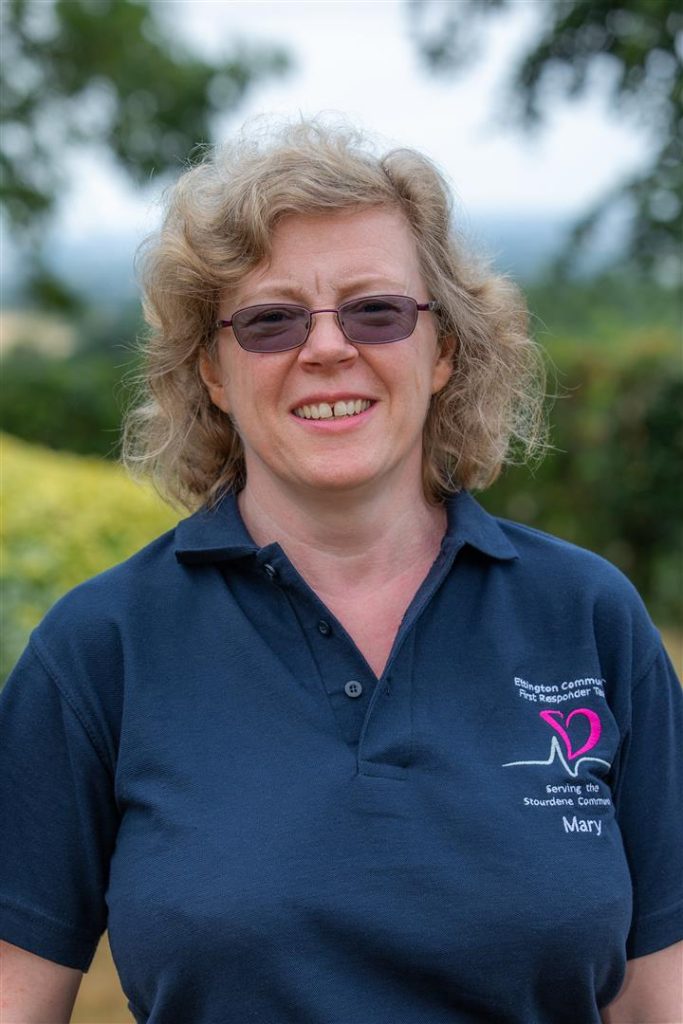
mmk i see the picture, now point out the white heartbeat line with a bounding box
[502,736,612,779]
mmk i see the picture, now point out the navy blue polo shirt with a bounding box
[1,490,682,1024]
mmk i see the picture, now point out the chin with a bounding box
[292,464,383,495]
[300,475,376,495]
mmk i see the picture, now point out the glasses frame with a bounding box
[214,294,439,352]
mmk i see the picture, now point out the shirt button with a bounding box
[263,563,277,579]
[344,680,363,699]
[317,620,331,636]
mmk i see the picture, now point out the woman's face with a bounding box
[200,206,453,500]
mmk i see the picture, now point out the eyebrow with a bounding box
[237,277,406,305]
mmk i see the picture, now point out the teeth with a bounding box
[294,399,372,420]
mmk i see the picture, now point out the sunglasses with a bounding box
[215,294,438,353]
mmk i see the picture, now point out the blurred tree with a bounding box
[408,0,682,279]
[0,0,290,310]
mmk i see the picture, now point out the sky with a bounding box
[55,1,649,243]
[3,0,653,298]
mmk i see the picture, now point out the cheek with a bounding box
[223,364,284,437]
[220,353,252,404]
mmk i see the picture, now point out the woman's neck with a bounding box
[237,474,447,597]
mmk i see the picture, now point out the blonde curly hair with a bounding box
[122,117,546,510]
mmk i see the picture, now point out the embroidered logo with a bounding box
[502,708,611,778]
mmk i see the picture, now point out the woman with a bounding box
[1,120,681,1023]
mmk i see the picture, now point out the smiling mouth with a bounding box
[292,399,374,420]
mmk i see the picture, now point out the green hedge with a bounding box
[0,346,133,459]
[480,331,682,625]
[1,435,177,681]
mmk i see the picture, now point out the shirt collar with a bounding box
[441,489,518,561]
[174,489,518,565]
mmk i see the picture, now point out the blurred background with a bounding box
[1,1,681,1019]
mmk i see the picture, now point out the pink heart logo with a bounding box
[539,708,602,760]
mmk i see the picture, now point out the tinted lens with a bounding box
[231,304,310,352]
[339,295,418,344]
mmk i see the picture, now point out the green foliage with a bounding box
[409,0,682,277]
[480,316,682,626]
[0,0,290,308]
[0,304,144,456]
[1,433,178,682]
[0,345,129,457]
[525,272,680,342]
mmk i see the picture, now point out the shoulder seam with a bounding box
[631,639,666,694]
[28,636,113,779]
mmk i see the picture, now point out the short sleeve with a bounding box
[0,641,119,970]
[613,643,683,959]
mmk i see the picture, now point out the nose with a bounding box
[297,311,359,367]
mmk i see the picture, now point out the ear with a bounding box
[198,348,230,413]
[431,333,457,395]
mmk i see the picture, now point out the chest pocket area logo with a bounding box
[503,707,612,779]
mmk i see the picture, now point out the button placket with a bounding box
[266,562,370,746]
[257,548,410,751]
